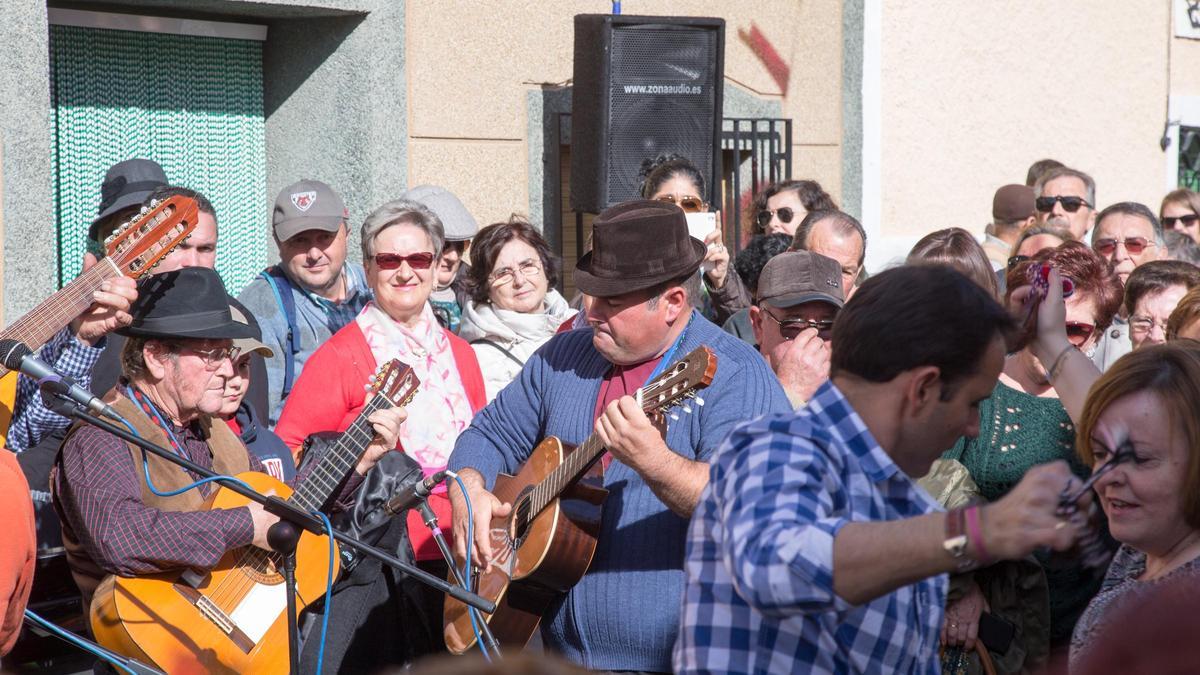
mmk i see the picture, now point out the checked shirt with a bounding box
[674,381,947,674]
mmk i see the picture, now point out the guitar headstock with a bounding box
[105,195,201,278]
[638,346,717,416]
[369,359,421,408]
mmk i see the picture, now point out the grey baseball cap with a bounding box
[273,179,347,241]
[756,250,845,308]
[400,185,479,241]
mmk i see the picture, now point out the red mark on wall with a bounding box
[738,23,790,96]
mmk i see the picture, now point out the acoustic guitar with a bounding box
[90,359,419,674]
[0,196,200,447]
[443,345,716,653]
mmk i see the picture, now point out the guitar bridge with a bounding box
[173,583,257,653]
[196,595,236,635]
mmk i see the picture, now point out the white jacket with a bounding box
[457,289,578,401]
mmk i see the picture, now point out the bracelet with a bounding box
[964,504,991,566]
[1046,344,1074,382]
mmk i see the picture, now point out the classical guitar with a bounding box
[443,345,717,653]
[0,196,200,447]
[90,359,419,674]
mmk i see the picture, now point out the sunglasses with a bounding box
[1007,254,1031,271]
[656,194,708,214]
[373,252,435,270]
[1065,321,1096,346]
[1093,237,1155,256]
[1035,195,1092,213]
[1163,214,1199,229]
[755,207,797,229]
[761,308,835,341]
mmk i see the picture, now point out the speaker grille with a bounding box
[606,27,718,205]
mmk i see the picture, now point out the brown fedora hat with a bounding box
[574,200,707,297]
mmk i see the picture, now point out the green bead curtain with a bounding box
[50,23,267,292]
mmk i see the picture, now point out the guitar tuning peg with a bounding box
[669,413,680,422]
[694,396,705,406]
[682,404,693,414]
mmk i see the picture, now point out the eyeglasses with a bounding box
[1129,316,1168,336]
[1007,255,1031,270]
[1035,195,1092,213]
[761,308,835,341]
[755,207,797,229]
[170,343,241,370]
[489,258,543,287]
[1065,322,1096,346]
[373,252,435,270]
[655,194,708,214]
[1093,237,1155,256]
[1163,214,1199,229]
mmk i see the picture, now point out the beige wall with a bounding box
[874,1,1172,266]
[404,0,844,227]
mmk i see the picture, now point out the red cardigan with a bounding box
[275,320,486,560]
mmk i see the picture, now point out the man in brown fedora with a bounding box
[448,200,790,672]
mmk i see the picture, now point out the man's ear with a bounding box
[904,365,943,415]
[749,305,765,349]
[663,285,690,322]
[142,340,171,380]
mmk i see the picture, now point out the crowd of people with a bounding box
[1,151,1199,674]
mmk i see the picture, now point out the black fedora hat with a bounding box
[574,199,706,297]
[119,268,259,341]
[91,158,168,240]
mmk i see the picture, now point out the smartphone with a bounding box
[685,212,718,242]
[978,612,1016,654]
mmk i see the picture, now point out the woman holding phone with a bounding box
[639,153,748,324]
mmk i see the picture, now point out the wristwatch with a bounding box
[943,507,976,571]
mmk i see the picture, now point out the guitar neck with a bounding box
[288,394,390,513]
[527,433,609,517]
[0,261,122,377]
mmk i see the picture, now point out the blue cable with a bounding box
[23,609,140,675]
[311,510,336,675]
[116,414,255,498]
[452,474,492,663]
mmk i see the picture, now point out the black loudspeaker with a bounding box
[571,14,725,213]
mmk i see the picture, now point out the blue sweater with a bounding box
[448,313,790,671]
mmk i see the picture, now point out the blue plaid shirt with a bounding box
[674,380,947,674]
[8,327,106,452]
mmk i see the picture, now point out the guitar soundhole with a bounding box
[513,494,534,543]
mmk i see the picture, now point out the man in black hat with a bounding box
[51,268,403,614]
[447,200,790,672]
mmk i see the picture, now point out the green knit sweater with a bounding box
[943,381,1105,646]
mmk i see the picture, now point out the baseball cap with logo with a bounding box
[756,250,845,309]
[273,179,347,241]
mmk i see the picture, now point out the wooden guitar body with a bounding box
[91,471,339,674]
[443,436,608,654]
[0,371,15,448]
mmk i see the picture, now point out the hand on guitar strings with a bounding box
[70,276,138,345]
[594,396,671,474]
[449,468,512,571]
[248,489,282,551]
[354,405,408,475]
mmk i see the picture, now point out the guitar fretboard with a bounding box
[288,394,390,512]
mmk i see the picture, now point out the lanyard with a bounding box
[647,310,695,382]
[125,385,187,459]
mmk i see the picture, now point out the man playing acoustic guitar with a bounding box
[51,268,404,625]
[448,200,790,672]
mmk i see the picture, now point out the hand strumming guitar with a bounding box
[449,468,512,571]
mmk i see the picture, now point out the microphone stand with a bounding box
[416,499,501,657]
[49,395,496,674]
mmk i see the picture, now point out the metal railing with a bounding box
[721,118,792,256]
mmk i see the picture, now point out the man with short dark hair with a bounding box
[1034,167,1097,240]
[984,184,1037,270]
[675,265,1091,674]
[237,180,371,425]
[1090,201,1166,370]
[749,250,843,408]
[1123,260,1200,351]
[448,200,789,671]
[791,209,868,297]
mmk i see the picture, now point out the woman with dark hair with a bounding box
[939,241,1122,668]
[458,217,576,400]
[906,227,999,299]
[639,153,749,324]
[1159,188,1200,242]
[748,179,838,237]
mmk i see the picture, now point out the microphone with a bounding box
[0,338,121,421]
[384,470,449,516]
